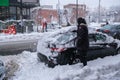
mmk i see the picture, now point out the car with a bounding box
[17,19,35,33]
[0,60,5,80]
[96,24,120,40]
[1,25,16,34]
[37,26,120,67]
[44,22,62,32]
[0,20,6,33]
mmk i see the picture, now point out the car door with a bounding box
[87,33,116,60]
[114,25,120,39]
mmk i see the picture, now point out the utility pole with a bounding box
[37,0,41,32]
[98,0,101,23]
[20,0,23,33]
[76,0,78,24]
[58,0,61,27]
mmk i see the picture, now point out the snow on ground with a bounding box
[89,22,101,29]
[0,32,42,42]
[0,24,120,80]
[1,51,120,80]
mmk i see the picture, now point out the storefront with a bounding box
[0,0,39,21]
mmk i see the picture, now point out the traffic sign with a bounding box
[0,0,9,6]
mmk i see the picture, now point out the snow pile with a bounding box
[1,51,120,80]
[89,22,101,30]
[0,33,42,42]
[0,24,120,80]
[57,62,120,80]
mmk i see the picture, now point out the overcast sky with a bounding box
[40,0,120,9]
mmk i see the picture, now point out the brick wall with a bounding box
[64,4,86,24]
[35,9,58,25]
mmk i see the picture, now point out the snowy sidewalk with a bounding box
[1,51,120,80]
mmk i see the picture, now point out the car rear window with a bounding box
[102,24,120,30]
[57,32,76,44]
[102,25,114,30]
[89,33,106,42]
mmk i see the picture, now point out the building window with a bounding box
[10,7,16,14]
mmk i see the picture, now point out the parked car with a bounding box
[45,22,62,32]
[1,19,35,34]
[96,24,120,39]
[1,25,16,34]
[37,26,120,67]
[0,20,6,33]
[17,19,34,33]
[0,60,5,80]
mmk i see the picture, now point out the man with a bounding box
[42,18,47,32]
[76,17,89,66]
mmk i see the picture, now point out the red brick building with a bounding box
[32,6,58,25]
[38,9,58,24]
[64,4,86,24]
[32,4,86,25]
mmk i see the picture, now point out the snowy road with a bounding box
[0,39,38,55]
[0,33,42,55]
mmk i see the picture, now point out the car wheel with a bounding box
[72,58,81,64]
[57,53,70,65]
[47,61,56,68]
[37,53,49,64]
[71,54,81,64]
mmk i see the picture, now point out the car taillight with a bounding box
[51,48,58,51]
[104,30,110,33]
[50,48,65,52]
[58,48,65,52]
[96,29,100,32]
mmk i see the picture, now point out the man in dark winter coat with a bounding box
[76,17,89,66]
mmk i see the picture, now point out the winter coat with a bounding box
[42,22,47,28]
[76,24,89,51]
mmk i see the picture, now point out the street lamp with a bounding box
[58,0,60,25]
[76,0,78,23]
[20,0,24,33]
[20,0,23,21]
[98,0,101,23]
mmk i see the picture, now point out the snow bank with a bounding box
[0,24,120,80]
[89,22,101,28]
[0,33,42,42]
[1,51,120,80]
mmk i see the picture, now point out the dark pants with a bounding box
[42,27,47,32]
[77,50,87,66]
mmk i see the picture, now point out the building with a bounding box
[32,5,58,25]
[64,4,86,24]
[0,0,39,20]
[32,4,86,25]
[38,9,58,24]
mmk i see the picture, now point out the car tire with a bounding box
[57,48,77,65]
[47,61,56,68]
[57,53,70,65]
[37,53,49,64]
[72,58,81,64]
